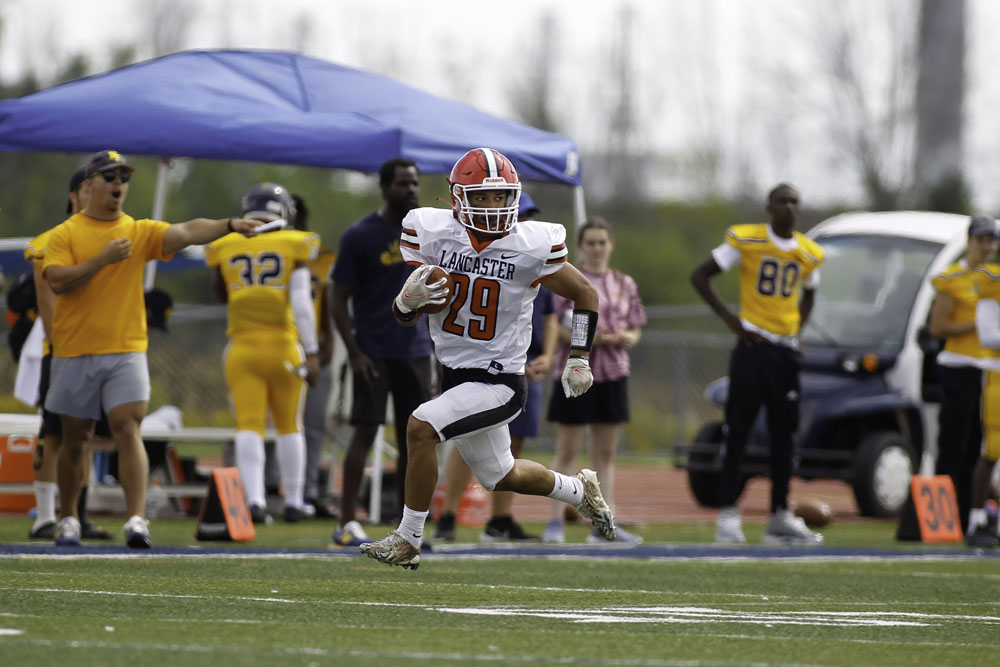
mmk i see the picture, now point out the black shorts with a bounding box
[38,353,111,439]
[351,356,432,425]
[547,376,629,425]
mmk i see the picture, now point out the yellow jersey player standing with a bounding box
[690,183,825,545]
[206,183,320,524]
[929,215,1000,538]
[971,256,1000,547]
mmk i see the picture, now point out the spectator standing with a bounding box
[329,158,433,547]
[206,183,319,525]
[360,147,614,570]
[22,167,112,541]
[689,183,825,545]
[542,218,646,545]
[42,150,260,548]
[434,193,558,542]
[291,194,339,517]
[930,215,1000,534]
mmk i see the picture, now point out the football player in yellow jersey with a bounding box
[206,183,320,524]
[289,195,338,516]
[690,183,825,545]
[930,215,1000,538]
[42,150,261,549]
[971,255,1000,547]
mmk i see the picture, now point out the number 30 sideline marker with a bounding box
[896,475,962,543]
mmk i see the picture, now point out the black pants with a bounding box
[934,364,983,532]
[720,339,801,512]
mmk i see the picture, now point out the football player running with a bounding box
[361,148,615,569]
[205,183,320,525]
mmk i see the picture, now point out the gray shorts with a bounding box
[46,353,150,420]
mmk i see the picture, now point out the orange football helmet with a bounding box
[447,148,521,234]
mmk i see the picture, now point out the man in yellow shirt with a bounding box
[42,150,260,548]
[24,168,113,541]
[205,183,320,524]
[690,183,825,545]
[929,215,999,535]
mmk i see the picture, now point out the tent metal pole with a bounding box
[143,158,171,290]
[572,185,587,243]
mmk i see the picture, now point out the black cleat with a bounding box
[434,512,456,541]
[249,504,273,525]
[29,521,57,539]
[480,516,537,542]
[82,522,114,540]
[966,526,1000,548]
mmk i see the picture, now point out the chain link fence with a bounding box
[2,302,737,461]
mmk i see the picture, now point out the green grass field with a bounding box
[1,517,997,666]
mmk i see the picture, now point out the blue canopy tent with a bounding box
[0,49,585,274]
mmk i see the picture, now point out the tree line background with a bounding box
[0,0,973,309]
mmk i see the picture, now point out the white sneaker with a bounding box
[123,515,151,549]
[541,519,565,544]
[55,516,82,547]
[715,506,746,544]
[763,509,823,545]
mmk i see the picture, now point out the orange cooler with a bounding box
[0,434,37,512]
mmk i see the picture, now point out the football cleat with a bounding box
[82,521,113,540]
[434,512,456,541]
[249,504,273,526]
[480,516,537,543]
[574,469,616,541]
[29,520,56,540]
[360,530,421,570]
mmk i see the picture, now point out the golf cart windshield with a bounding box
[800,234,942,353]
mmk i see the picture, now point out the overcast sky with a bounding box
[3,0,1000,211]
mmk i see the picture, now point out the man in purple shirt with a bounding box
[330,158,433,547]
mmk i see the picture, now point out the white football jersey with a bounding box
[400,207,568,374]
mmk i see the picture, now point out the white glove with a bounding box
[561,356,593,398]
[394,265,449,313]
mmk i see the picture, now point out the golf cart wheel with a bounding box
[852,431,916,517]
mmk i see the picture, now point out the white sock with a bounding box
[33,481,57,525]
[397,505,429,547]
[276,432,306,509]
[235,430,266,507]
[547,471,584,505]
[968,508,987,535]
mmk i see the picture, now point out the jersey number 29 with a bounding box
[441,274,500,341]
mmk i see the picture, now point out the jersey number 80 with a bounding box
[757,258,799,298]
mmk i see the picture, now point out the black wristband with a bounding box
[569,309,598,352]
[227,217,235,233]
[393,300,418,322]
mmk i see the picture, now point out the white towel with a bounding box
[13,318,44,407]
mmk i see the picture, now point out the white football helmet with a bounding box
[447,148,521,234]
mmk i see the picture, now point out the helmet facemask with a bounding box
[452,181,521,234]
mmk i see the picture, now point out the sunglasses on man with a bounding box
[98,170,131,183]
